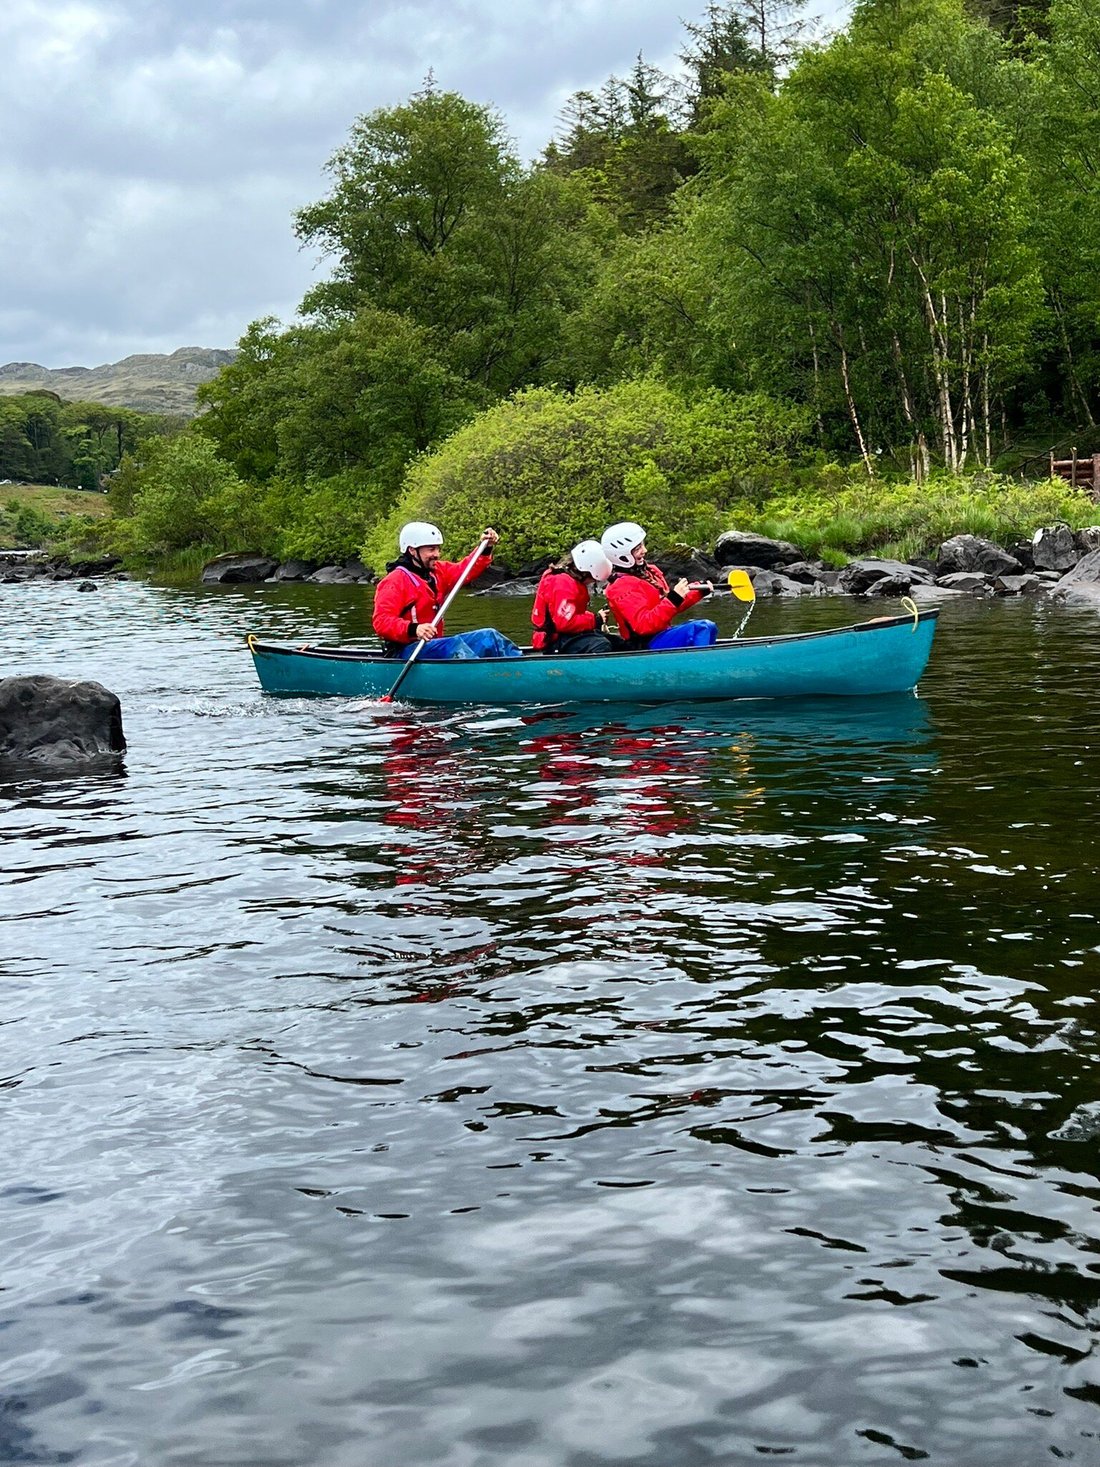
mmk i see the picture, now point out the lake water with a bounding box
[2,580,1099,1466]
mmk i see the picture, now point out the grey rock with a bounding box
[1008,540,1035,569]
[202,553,279,584]
[838,559,934,595]
[76,580,98,592]
[307,565,358,584]
[936,571,994,594]
[936,534,1021,577]
[993,573,1044,596]
[473,578,538,597]
[1031,523,1079,572]
[782,560,832,584]
[749,568,813,596]
[714,530,803,569]
[343,557,373,583]
[866,574,916,597]
[1050,548,1100,606]
[271,559,317,582]
[906,581,969,600]
[0,675,125,765]
[1075,526,1100,557]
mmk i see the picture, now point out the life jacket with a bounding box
[605,562,702,648]
[530,566,596,651]
[372,548,492,655]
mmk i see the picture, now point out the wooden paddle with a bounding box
[728,568,757,636]
[379,535,491,704]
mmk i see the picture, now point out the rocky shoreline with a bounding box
[3,522,1100,606]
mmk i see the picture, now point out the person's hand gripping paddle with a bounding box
[379,535,491,704]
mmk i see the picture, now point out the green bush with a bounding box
[113,433,260,557]
[261,470,391,564]
[0,499,61,548]
[365,378,806,570]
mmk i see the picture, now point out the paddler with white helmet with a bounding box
[530,539,618,654]
[600,521,717,650]
[372,522,519,660]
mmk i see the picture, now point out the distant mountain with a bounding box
[0,346,237,416]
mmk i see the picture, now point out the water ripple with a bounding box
[1,582,1099,1463]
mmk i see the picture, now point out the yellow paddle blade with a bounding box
[727,569,756,602]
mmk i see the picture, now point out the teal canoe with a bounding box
[246,607,938,705]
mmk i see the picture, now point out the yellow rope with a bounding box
[900,596,920,631]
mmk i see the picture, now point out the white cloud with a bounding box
[0,0,849,367]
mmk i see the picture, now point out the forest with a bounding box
[53,0,1100,569]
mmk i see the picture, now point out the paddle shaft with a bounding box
[379,536,491,703]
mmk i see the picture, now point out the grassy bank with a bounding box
[742,475,1100,566]
[0,483,112,551]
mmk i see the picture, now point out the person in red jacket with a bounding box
[372,522,520,660]
[600,521,717,650]
[530,540,619,654]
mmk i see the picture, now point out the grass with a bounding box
[744,473,1100,561]
[0,482,113,550]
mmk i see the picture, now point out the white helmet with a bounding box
[601,521,645,569]
[570,539,613,582]
[399,521,443,554]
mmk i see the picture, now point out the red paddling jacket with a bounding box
[530,567,597,651]
[605,563,703,648]
[372,547,492,653]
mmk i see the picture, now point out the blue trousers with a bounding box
[648,619,718,649]
[399,629,522,660]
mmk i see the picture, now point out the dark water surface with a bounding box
[2,581,1099,1466]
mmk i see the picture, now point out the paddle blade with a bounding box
[727,569,756,602]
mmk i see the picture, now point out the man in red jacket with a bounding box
[600,521,717,650]
[372,522,520,659]
[530,540,618,654]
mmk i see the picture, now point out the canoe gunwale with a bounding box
[247,608,940,666]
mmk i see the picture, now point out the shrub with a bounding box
[114,434,260,556]
[262,470,391,564]
[365,379,806,570]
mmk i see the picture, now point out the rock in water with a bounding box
[1050,548,1100,607]
[0,676,126,765]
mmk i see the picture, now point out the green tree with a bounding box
[1024,0,1100,425]
[118,434,258,555]
[691,0,1043,473]
[294,88,592,393]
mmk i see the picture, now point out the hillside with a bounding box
[0,346,237,416]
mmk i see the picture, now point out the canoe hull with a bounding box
[246,610,939,705]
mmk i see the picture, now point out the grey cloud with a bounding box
[1,0,841,367]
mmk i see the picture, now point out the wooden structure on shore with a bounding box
[1049,450,1100,499]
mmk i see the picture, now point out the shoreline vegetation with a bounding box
[4,0,1100,590]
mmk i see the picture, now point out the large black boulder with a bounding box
[714,530,803,569]
[1031,524,1080,572]
[0,676,125,765]
[201,553,279,584]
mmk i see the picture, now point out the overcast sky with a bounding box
[1,0,845,369]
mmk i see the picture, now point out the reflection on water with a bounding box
[1,580,1099,1465]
